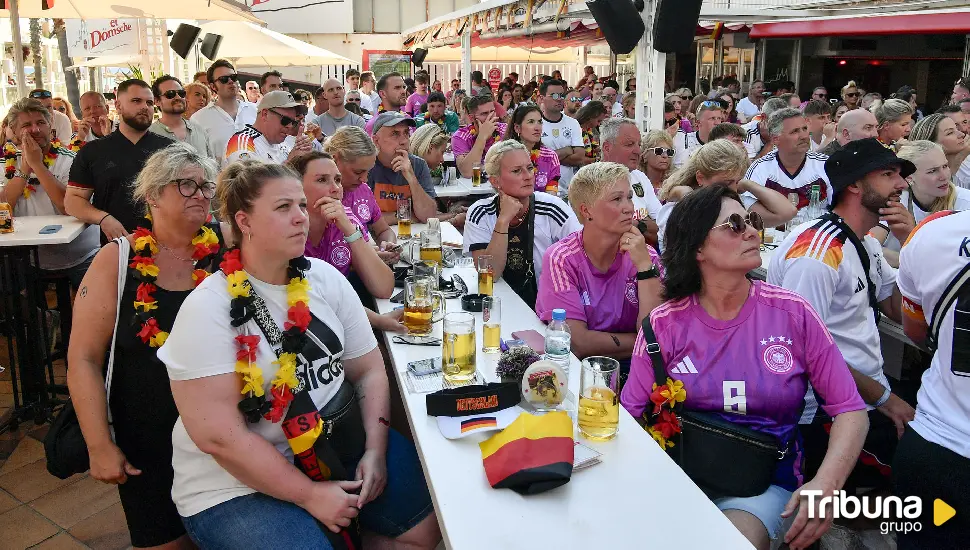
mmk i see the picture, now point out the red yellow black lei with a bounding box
[642,378,686,449]
[130,214,221,348]
[222,249,313,423]
[3,139,65,199]
[582,129,600,160]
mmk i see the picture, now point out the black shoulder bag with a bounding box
[640,318,786,498]
[821,212,881,324]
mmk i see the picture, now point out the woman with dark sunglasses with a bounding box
[621,184,868,550]
[841,80,861,110]
[639,130,675,196]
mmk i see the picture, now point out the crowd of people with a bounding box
[0,62,967,550]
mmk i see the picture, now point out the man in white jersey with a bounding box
[599,118,661,246]
[224,91,310,166]
[190,59,257,163]
[672,100,724,168]
[893,209,970,549]
[745,108,832,219]
[769,138,915,492]
[539,79,586,194]
[736,79,764,121]
[742,97,786,160]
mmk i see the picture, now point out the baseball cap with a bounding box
[426,382,523,439]
[257,90,308,116]
[825,138,916,196]
[371,111,416,134]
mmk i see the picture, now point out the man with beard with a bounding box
[769,137,914,497]
[74,91,113,144]
[745,108,832,219]
[364,72,408,134]
[149,75,214,158]
[190,59,257,166]
[564,89,583,118]
[225,90,310,166]
[66,79,173,244]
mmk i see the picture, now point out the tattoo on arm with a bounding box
[78,286,87,298]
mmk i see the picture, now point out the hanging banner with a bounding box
[66,19,139,57]
[246,0,353,34]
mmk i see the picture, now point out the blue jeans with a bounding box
[182,429,434,549]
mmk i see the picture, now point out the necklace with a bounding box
[3,139,65,198]
[158,242,195,262]
[130,214,221,348]
[222,249,312,423]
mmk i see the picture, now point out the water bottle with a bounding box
[544,309,571,372]
[808,184,822,220]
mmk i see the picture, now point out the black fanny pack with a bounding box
[641,319,787,498]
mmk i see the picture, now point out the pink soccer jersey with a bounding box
[533,146,562,192]
[341,184,382,229]
[304,205,370,276]
[620,280,865,488]
[451,123,508,166]
[536,230,662,333]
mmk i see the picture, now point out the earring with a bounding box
[248,231,253,242]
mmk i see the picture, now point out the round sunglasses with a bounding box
[711,212,764,235]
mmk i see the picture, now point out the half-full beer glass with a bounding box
[443,312,476,383]
[578,356,620,441]
[403,276,444,336]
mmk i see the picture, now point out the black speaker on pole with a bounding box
[652,0,704,53]
[200,33,223,61]
[412,47,429,68]
[170,23,201,59]
[585,0,645,55]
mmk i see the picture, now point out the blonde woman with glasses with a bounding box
[639,130,675,197]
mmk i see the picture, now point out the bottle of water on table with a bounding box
[545,308,571,373]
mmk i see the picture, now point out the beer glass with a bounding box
[477,255,494,296]
[397,198,412,240]
[578,356,620,441]
[418,228,442,265]
[443,312,477,383]
[482,296,501,353]
[413,259,441,288]
[472,166,482,187]
[403,276,445,336]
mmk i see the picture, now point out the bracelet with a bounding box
[343,228,364,244]
[98,213,110,226]
[493,229,508,235]
[873,388,892,408]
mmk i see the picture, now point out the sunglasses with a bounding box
[700,100,722,109]
[173,178,217,199]
[268,109,301,127]
[568,97,583,103]
[711,212,764,235]
[681,95,692,101]
[215,74,239,85]
[547,92,566,100]
[346,97,361,103]
[161,89,187,100]
[55,106,66,112]
[30,90,52,99]
[845,92,860,98]
[649,147,675,156]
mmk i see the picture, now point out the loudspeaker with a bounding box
[652,0,703,54]
[586,0,645,55]
[170,23,201,59]
[412,47,428,68]
[200,33,223,61]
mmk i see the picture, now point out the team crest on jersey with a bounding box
[625,280,638,305]
[356,203,370,221]
[330,245,351,267]
[632,182,644,197]
[760,335,794,374]
[562,128,573,139]
[238,152,250,159]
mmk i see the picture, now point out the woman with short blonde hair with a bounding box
[874,98,914,148]
[183,81,211,120]
[640,130,675,195]
[842,80,861,110]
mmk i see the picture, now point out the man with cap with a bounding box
[28,89,73,143]
[224,90,310,166]
[367,111,437,225]
[768,137,916,494]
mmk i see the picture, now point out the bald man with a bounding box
[312,77,366,136]
[76,91,113,142]
[819,108,878,156]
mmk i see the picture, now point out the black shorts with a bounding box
[893,427,970,549]
[799,408,898,492]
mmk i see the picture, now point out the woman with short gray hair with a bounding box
[875,98,915,150]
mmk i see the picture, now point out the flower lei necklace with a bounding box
[643,377,686,449]
[130,214,221,348]
[468,123,501,142]
[529,144,541,167]
[4,139,64,198]
[222,249,313,423]
[582,129,600,160]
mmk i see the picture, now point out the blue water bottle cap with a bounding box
[552,308,566,321]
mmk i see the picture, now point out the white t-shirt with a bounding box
[464,192,582,281]
[656,201,675,252]
[51,110,74,144]
[160,259,378,516]
[611,102,623,118]
[742,119,768,159]
[671,130,705,169]
[629,169,662,223]
[768,217,898,422]
[190,100,258,167]
[954,155,970,190]
[224,125,288,167]
[737,97,761,120]
[745,150,832,219]
[879,186,970,252]
[7,148,99,270]
[540,113,584,192]
[897,210,970,458]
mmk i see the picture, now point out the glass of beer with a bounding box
[482,296,501,353]
[419,229,442,265]
[477,255,494,296]
[403,276,444,336]
[443,312,477,384]
[578,356,620,441]
[472,166,482,187]
[397,198,412,240]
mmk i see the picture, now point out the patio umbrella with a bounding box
[65,55,139,69]
[199,21,354,67]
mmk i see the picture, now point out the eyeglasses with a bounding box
[711,212,764,235]
[845,92,860,98]
[547,92,566,100]
[268,109,301,127]
[649,147,675,156]
[161,89,187,100]
[215,74,239,85]
[173,179,217,199]
[29,90,52,99]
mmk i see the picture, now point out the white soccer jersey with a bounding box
[671,130,705,169]
[224,125,288,167]
[745,150,832,218]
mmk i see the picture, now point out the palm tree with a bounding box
[29,18,43,89]
[52,19,81,114]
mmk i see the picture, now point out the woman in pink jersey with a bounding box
[621,185,868,550]
[503,105,562,194]
[536,162,664,362]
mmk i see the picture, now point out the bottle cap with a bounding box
[552,309,566,321]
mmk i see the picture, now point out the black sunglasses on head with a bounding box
[29,90,52,99]
[346,97,361,102]
[711,212,764,235]
[215,74,239,85]
[173,178,217,199]
[268,109,301,127]
[161,89,187,100]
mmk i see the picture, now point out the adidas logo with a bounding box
[855,277,865,294]
[671,355,698,374]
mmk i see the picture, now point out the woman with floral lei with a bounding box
[68,142,226,550]
[503,105,561,194]
[158,161,440,549]
[452,93,507,179]
[619,185,868,550]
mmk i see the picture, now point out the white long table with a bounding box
[375,265,753,549]
[435,177,495,199]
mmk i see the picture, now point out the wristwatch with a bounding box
[636,265,661,281]
[12,170,27,180]
[343,228,364,244]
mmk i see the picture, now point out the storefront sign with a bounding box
[66,19,138,57]
[488,68,502,89]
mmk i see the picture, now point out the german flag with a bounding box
[710,22,724,40]
[480,411,574,495]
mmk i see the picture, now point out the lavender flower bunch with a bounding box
[496,346,541,383]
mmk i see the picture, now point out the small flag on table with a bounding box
[480,411,574,495]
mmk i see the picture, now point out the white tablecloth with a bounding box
[0,215,87,247]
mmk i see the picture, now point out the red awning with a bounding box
[750,11,970,38]
[452,22,749,49]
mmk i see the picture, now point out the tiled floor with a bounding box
[0,343,132,550]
